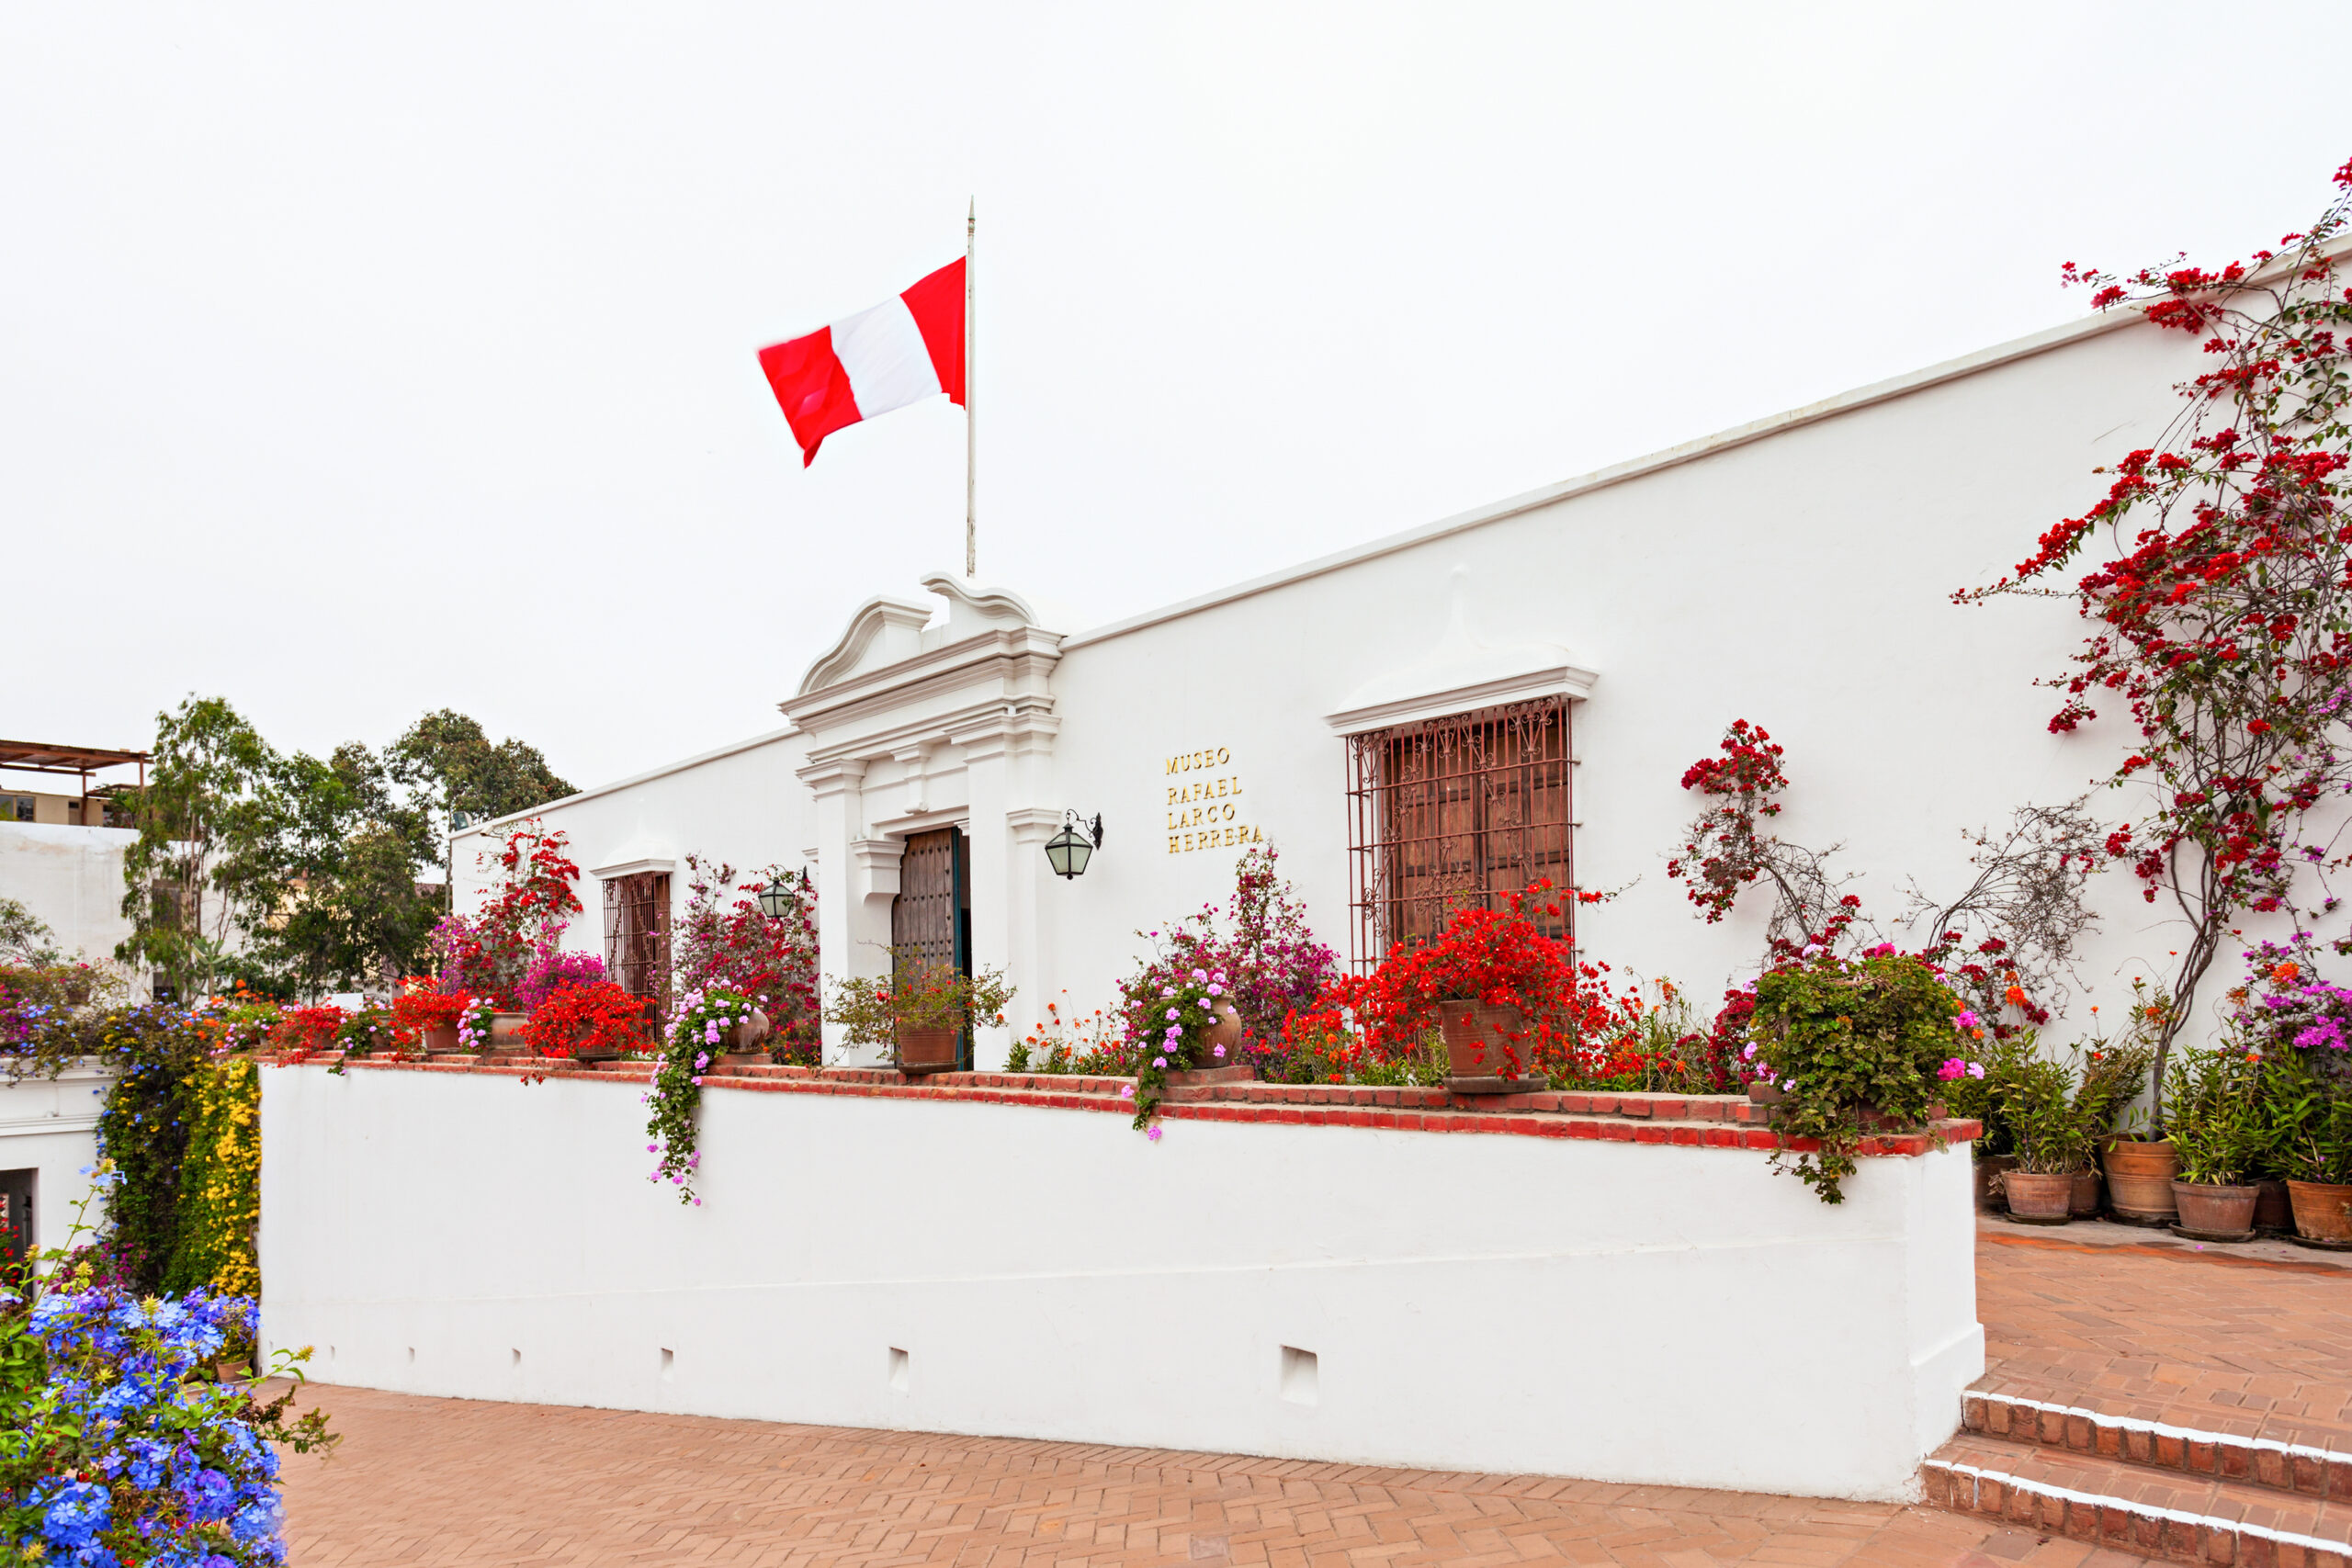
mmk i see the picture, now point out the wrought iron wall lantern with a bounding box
[1045,810,1103,880]
[757,867,811,920]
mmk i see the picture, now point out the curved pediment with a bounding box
[797,594,936,695]
[797,573,1061,697]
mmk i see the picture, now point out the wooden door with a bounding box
[891,828,971,1066]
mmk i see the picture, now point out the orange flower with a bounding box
[2273,962,2301,984]
[2003,984,2028,1008]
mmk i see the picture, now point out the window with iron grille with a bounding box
[604,872,672,1001]
[1343,695,1575,968]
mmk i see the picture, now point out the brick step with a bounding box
[1965,1388,2352,1504]
[1923,1433,2352,1565]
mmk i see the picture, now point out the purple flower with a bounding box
[1153,1056,1167,1068]
[1146,1125,1163,1142]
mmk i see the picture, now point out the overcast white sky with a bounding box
[7,3,2350,793]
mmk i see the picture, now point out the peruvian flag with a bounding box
[757,258,965,466]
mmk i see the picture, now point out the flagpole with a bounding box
[965,198,977,579]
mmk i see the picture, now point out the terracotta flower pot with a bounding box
[2253,1178,2293,1236]
[2287,1179,2352,1244]
[723,1010,774,1053]
[2004,1171,2075,1225]
[895,1025,959,1075]
[1192,998,1244,1068]
[2171,1180,2258,1240]
[1438,999,1526,1078]
[489,1011,529,1049]
[2101,1140,2179,1224]
[2070,1168,2104,1218]
[423,1024,460,1055]
[1973,1154,2017,1211]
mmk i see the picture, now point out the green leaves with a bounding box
[1750,953,1961,1202]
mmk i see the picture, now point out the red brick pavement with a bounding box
[1973,1219,2352,1452]
[276,1225,2346,1566]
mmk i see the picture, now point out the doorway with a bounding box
[891,827,973,1068]
[0,1169,32,1288]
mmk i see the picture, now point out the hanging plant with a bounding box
[522,978,645,1060]
[643,987,757,1205]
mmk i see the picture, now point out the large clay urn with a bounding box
[1193,998,1245,1068]
[2102,1140,2179,1224]
[2287,1180,2352,1245]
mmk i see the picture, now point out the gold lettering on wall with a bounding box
[1163,746,1261,854]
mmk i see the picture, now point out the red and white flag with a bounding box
[757,257,966,466]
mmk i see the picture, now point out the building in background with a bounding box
[0,739,148,969]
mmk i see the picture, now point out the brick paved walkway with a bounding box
[276,1224,2347,1566]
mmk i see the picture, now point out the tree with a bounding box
[1961,158,2352,1122]
[243,743,440,994]
[390,710,575,850]
[116,697,280,998]
[0,898,61,967]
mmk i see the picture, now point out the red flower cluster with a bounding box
[1288,881,1641,1081]
[1668,720,1789,923]
[522,979,650,1059]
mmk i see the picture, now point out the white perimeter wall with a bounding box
[0,1066,115,1258]
[260,1066,1983,1500]
[0,822,138,970]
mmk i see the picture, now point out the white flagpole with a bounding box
[965,198,977,579]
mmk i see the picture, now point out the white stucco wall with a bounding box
[259,1064,1981,1501]
[0,1065,115,1258]
[0,822,138,968]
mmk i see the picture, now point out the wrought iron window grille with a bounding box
[1343,695,1577,970]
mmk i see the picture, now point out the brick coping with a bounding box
[255,1053,1977,1158]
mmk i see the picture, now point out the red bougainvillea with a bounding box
[1961,156,2352,1120]
[1668,720,1789,923]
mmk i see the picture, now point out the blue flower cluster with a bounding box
[4,1287,288,1566]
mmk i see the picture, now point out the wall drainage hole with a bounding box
[888,1347,910,1394]
[660,1348,675,1382]
[1279,1346,1318,1407]
[510,1348,522,1369]
[405,1347,416,1365]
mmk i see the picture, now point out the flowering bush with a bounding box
[672,858,820,1048]
[513,947,608,1016]
[1114,848,1337,1049]
[0,1179,336,1564]
[264,1005,344,1062]
[1747,950,1962,1202]
[331,1002,397,1060]
[643,987,759,1204]
[388,988,466,1045]
[426,820,582,1005]
[522,979,648,1060]
[1962,159,2352,1122]
[1344,882,1632,1080]
[2229,935,2352,1068]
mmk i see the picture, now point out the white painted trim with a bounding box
[590,857,677,882]
[1326,664,1598,736]
[0,1116,100,1137]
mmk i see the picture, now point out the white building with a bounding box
[455,297,2222,1066]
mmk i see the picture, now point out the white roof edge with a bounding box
[1058,305,2141,652]
[449,724,802,845]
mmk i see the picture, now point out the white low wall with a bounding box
[258,1066,1982,1501]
